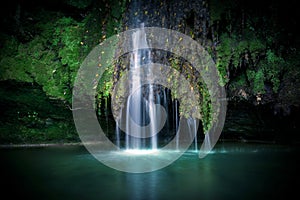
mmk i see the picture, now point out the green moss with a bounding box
[0,15,84,103]
[263,50,284,93]
[228,74,247,93]
[253,69,265,94]
[168,57,211,132]
[209,0,290,99]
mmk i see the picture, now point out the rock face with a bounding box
[123,0,209,45]
[221,100,300,143]
[117,0,300,143]
[276,67,300,117]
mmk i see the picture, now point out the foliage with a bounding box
[95,0,127,110]
[0,0,127,104]
[97,65,115,99]
[0,121,78,144]
[263,50,284,93]
[246,68,265,94]
[169,57,210,131]
[1,0,298,143]
[0,14,85,103]
[210,0,290,101]
[199,83,212,131]
[216,33,266,86]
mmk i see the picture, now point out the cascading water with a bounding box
[174,99,180,150]
[123,23,160,150]
[113,0,202,152]
[115,24,200,152]
[187,117,198,152]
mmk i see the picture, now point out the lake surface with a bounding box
[1,142,299,200]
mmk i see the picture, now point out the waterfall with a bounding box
[149,85,157,150]
[199,133,212,157]
[116,121,120,148]
[187,117,198,152]
[174,99,179,150]
[121,23,161,150]
[113,25,200,153]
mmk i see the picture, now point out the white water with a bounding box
[174,99,179,150]
[124,23,159,150]
[187,117,198,152]
[116,23,198,152]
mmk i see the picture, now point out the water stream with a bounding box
[115,23,199,152]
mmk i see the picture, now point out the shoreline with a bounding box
[1,139,298,149]
[0,142,83,149]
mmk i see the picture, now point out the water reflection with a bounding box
[125,172,159,200]
[1,143,299,200]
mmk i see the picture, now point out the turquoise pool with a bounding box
[1,142,299,200]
